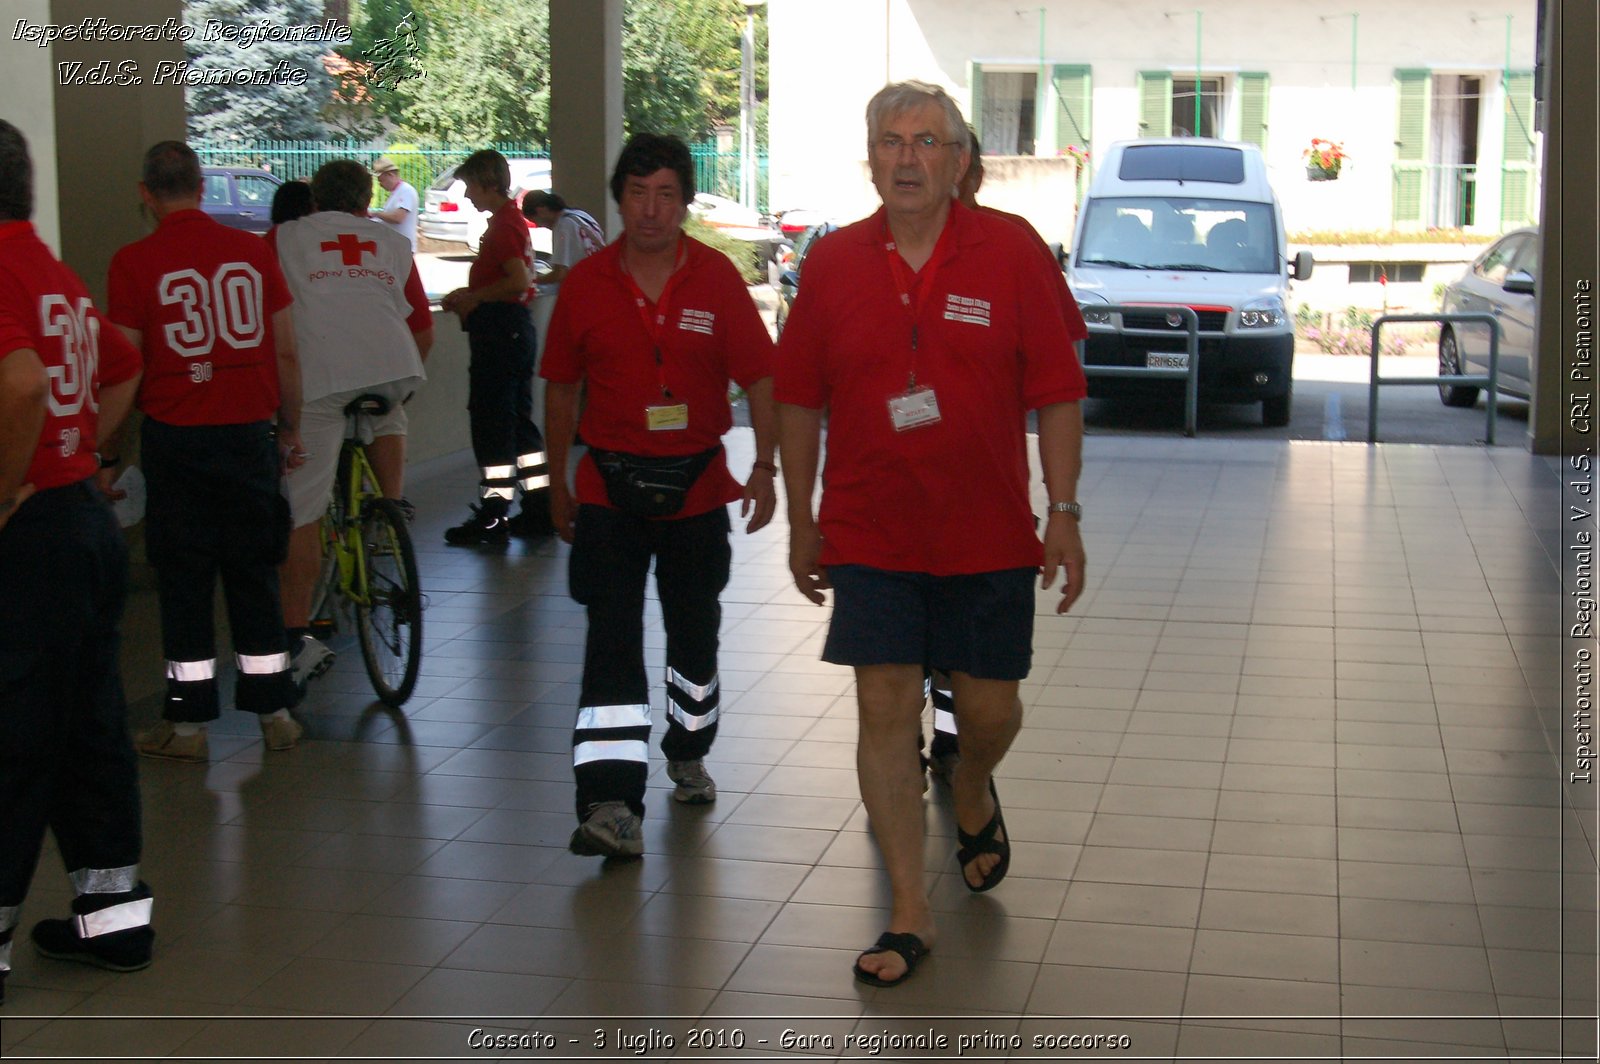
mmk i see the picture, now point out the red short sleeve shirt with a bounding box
[0,222,142,490]
[541,236,774,517]
[774,201,1087,575]
[106,209,291,425]
[469,201,533,304]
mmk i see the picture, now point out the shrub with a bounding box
[685,216,765,284]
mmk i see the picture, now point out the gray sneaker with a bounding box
[569,801,644,858]
[666,759,717,805]
[291,635,335,687]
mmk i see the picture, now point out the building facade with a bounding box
[768,0,1539,240]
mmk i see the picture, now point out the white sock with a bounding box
[259,709,292,723]
[172,722,202,737]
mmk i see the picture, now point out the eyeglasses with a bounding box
[874,134,961,157]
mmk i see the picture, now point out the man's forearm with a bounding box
[1036,400,1083,503]
[745,377,777,465]
[777,402,823,524]
[0,350,48,503]
[96,375,142,450]
[272,308,302,431]
[544,380,580,488]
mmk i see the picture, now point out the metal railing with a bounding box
[192,138,770,210]
[1366,312,1500,445]
[1083,305,1201,437]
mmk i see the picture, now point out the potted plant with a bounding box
[1305,138,1345,181]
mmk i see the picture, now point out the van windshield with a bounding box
[1075,197,1279,274]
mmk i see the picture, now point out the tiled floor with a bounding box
[4,430,1596,1062]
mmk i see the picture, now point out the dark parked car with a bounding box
[771,221,839,336]
[1438,226,1537,406]
[201,166,283,233]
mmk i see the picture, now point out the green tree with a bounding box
[622,0,708,140]
[183,0,335,139]
[394,0,551,144]
[333,0,430,135]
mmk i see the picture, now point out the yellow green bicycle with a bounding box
[308,394,423,706]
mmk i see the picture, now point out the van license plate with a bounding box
[1146,352,1189,370]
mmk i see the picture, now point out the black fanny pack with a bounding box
[588,445,722,518]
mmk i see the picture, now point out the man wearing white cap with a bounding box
[368,156,418,251]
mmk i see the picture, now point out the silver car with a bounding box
[1437,226,1536,406]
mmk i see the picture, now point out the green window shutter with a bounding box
[1394,69,1429,161]
[1392,69,1429,226]
[1052,64,1091,152]
[1137,71,1172,138]
[1501,70,1535,228]
[969,62,984,143]
[1502,71,1535,163]
[1238,72,1269,149]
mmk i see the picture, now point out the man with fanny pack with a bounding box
[540,132,777,859]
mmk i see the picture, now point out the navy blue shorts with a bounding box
[822,565,1036,681]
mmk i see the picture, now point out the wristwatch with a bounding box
[1047,501,1082,519]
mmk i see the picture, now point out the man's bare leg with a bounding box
[279,521,321,630]
[854,662,937,982]
[947,673,1022,888]
[366,433,406,500]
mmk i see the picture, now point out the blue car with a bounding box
[201,166,283,233]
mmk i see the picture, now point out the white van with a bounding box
[1066,139,1312,426]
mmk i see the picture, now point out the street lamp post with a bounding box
[741,1,765,211]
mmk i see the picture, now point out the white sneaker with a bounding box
[291,635,335,688]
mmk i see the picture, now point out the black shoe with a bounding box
[394,497,417,523]
[444,504,511,546]
[31,883,155,973]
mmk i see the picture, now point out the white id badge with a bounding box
[887,385,942,431]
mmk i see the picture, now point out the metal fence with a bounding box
[193,138,770,211]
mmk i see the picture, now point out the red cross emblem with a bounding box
[321,232,377,265]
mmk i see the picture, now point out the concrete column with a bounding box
[549,0,624,239]
[1530,0,1598,455]
[0,0,187,299]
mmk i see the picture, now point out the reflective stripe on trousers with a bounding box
[666,668,720,732]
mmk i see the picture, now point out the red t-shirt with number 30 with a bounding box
[0,221,141,490]
[107,209,292,425]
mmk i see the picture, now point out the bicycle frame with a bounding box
[323,437,384,610]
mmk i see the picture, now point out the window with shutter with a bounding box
[1137,72,1172,138]
[1392,69,1430,226]
[1501,70,1536,227]
[1052,64,1091,153]
[1238,72,1268,149]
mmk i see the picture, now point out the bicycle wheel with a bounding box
[355,499,423,706]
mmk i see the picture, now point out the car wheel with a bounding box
[1437,329,1481,407]
[1262,383,1292,427]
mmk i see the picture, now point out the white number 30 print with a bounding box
[157,262,264,359]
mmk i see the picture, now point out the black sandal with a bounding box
[955,778,1010,893]
[852,931,930,987]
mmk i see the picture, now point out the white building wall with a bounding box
[769,0,1537,236]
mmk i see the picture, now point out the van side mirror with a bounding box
[779,269,800,289]
[1049,241,1066,267]
[1291,250,1314,281]
[1503,270,1535,295]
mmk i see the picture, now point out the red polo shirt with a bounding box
[106,209,292,425]
[981,205,1089,340]
[541,235,774,518]
[470,200,533,304]
[774,200,1087,575]
[0,222,142,489]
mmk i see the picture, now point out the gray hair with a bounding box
[865,80,967,150]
